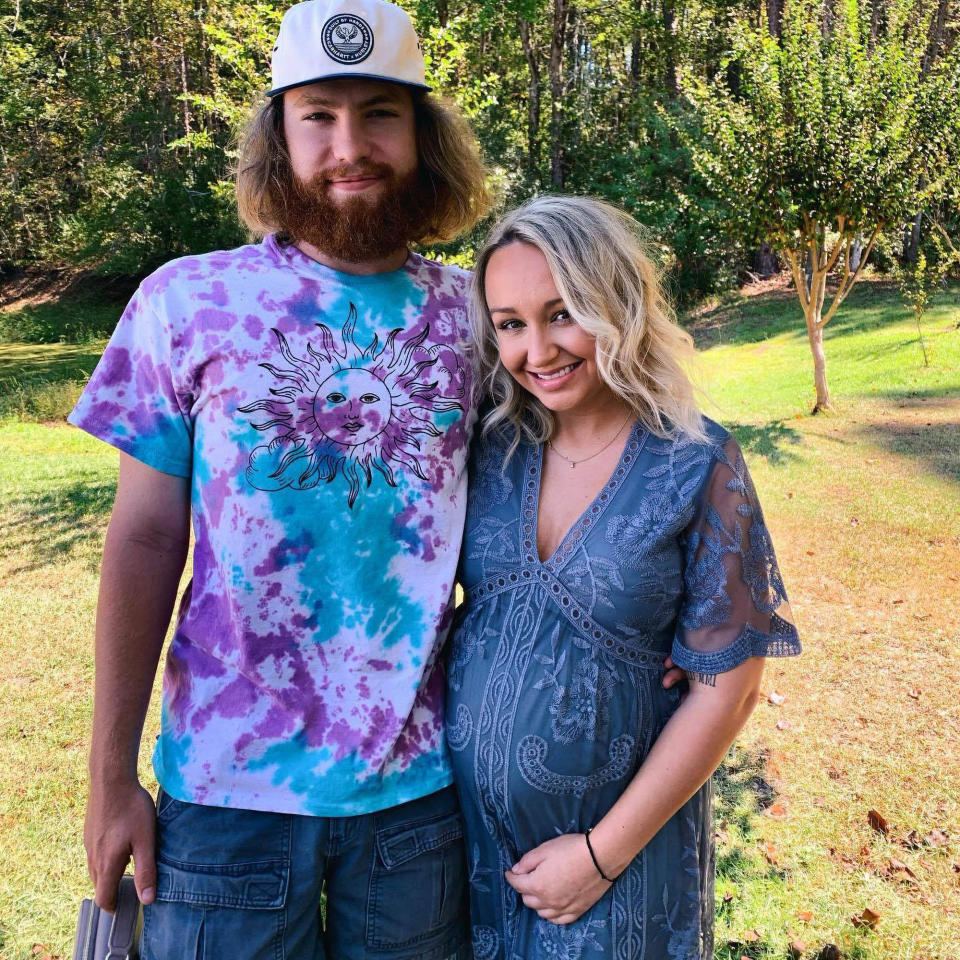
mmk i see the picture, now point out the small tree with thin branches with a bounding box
[682,0,960,411]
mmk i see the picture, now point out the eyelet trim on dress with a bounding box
[464,566,666,671]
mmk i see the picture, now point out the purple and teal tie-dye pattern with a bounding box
[69,235,476,816]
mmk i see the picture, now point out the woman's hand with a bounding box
[504,833,613,925]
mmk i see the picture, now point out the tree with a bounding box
[683,0,960,411]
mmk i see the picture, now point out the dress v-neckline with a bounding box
[525,421,648,568]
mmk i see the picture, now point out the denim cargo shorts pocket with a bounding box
[153,791,290,909]
[366,810,468,952]
[142,791,291,960]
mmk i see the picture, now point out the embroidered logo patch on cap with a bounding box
[322,14,374,64]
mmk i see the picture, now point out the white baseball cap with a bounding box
[267,0,429,97]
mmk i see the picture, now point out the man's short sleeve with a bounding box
[68,286,193,477]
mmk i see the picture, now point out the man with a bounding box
[70,0,488,956]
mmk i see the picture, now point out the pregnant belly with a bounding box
[445,614,672,855]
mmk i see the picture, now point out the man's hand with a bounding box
[504,833,612,925]
[84,778,157,910]
[661,655,688,691]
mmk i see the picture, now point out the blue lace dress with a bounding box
[445,418,800,960]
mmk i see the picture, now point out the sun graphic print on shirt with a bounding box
[239,303,465,507]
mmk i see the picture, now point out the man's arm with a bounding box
[84,453,190,910]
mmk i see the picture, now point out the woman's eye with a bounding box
[496,319,524,332]
[551,309,573,324]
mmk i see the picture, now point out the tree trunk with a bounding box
[922,0,949,75]
[805,289,833,412]
[766,0,782,39]
[518,18,542,180]
[868,0,881,50]
[663,0,678,95]
[849,237,863,273]
[549,0,569,188]
[903,211,922,263]
[752,243,778,277]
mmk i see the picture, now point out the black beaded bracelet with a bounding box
[584,827,616,883]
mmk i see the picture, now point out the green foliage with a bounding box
[2,0,957,308]
[1,0,758,297]
[0,299,120,345]
[0,0,282,273]
[683,0,960,255]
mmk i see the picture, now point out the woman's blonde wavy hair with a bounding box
[470,195,706,459]
[235,90,489,244]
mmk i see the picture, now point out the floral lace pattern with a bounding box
[446,418,800,958]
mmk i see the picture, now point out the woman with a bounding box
[445,196,801,959]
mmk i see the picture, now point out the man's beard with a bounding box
[281,163,434,264]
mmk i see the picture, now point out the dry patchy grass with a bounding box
[715,396,960,960]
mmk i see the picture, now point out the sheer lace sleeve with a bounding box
[671,437,801,678]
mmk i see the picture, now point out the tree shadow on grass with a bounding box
[713,744,786,959]
[878,386,960,403]
[0,343,104,387]
[687,280,928,351]
[1,477,115,574]
[855,417,960,488]
[727,421,803,466]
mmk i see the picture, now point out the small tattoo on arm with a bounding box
[693,672,717,687]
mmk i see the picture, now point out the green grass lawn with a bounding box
[0,277,958,959]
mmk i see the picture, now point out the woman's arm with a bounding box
[505,656,764,924]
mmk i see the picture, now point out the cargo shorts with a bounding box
[141,785,472,960]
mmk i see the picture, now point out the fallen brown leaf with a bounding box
[888,857,916,878]
[743,929,761,942]
[908,688,921,699]
[788,941,808,958]
[868,809,890,836]
[768,800,789,819]
[797,910,814,922]
[815,947,842,960]
[851,907,881,930]
[925,828,949,847]
[827,766,842,780]
[900,829,924,849]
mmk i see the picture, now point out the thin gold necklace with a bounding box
[547,411,632,469]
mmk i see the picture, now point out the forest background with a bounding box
[2,0,959,311]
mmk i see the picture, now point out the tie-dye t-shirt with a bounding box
[69,235,475,816]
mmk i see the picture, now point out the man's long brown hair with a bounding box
[236,90,490,245]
